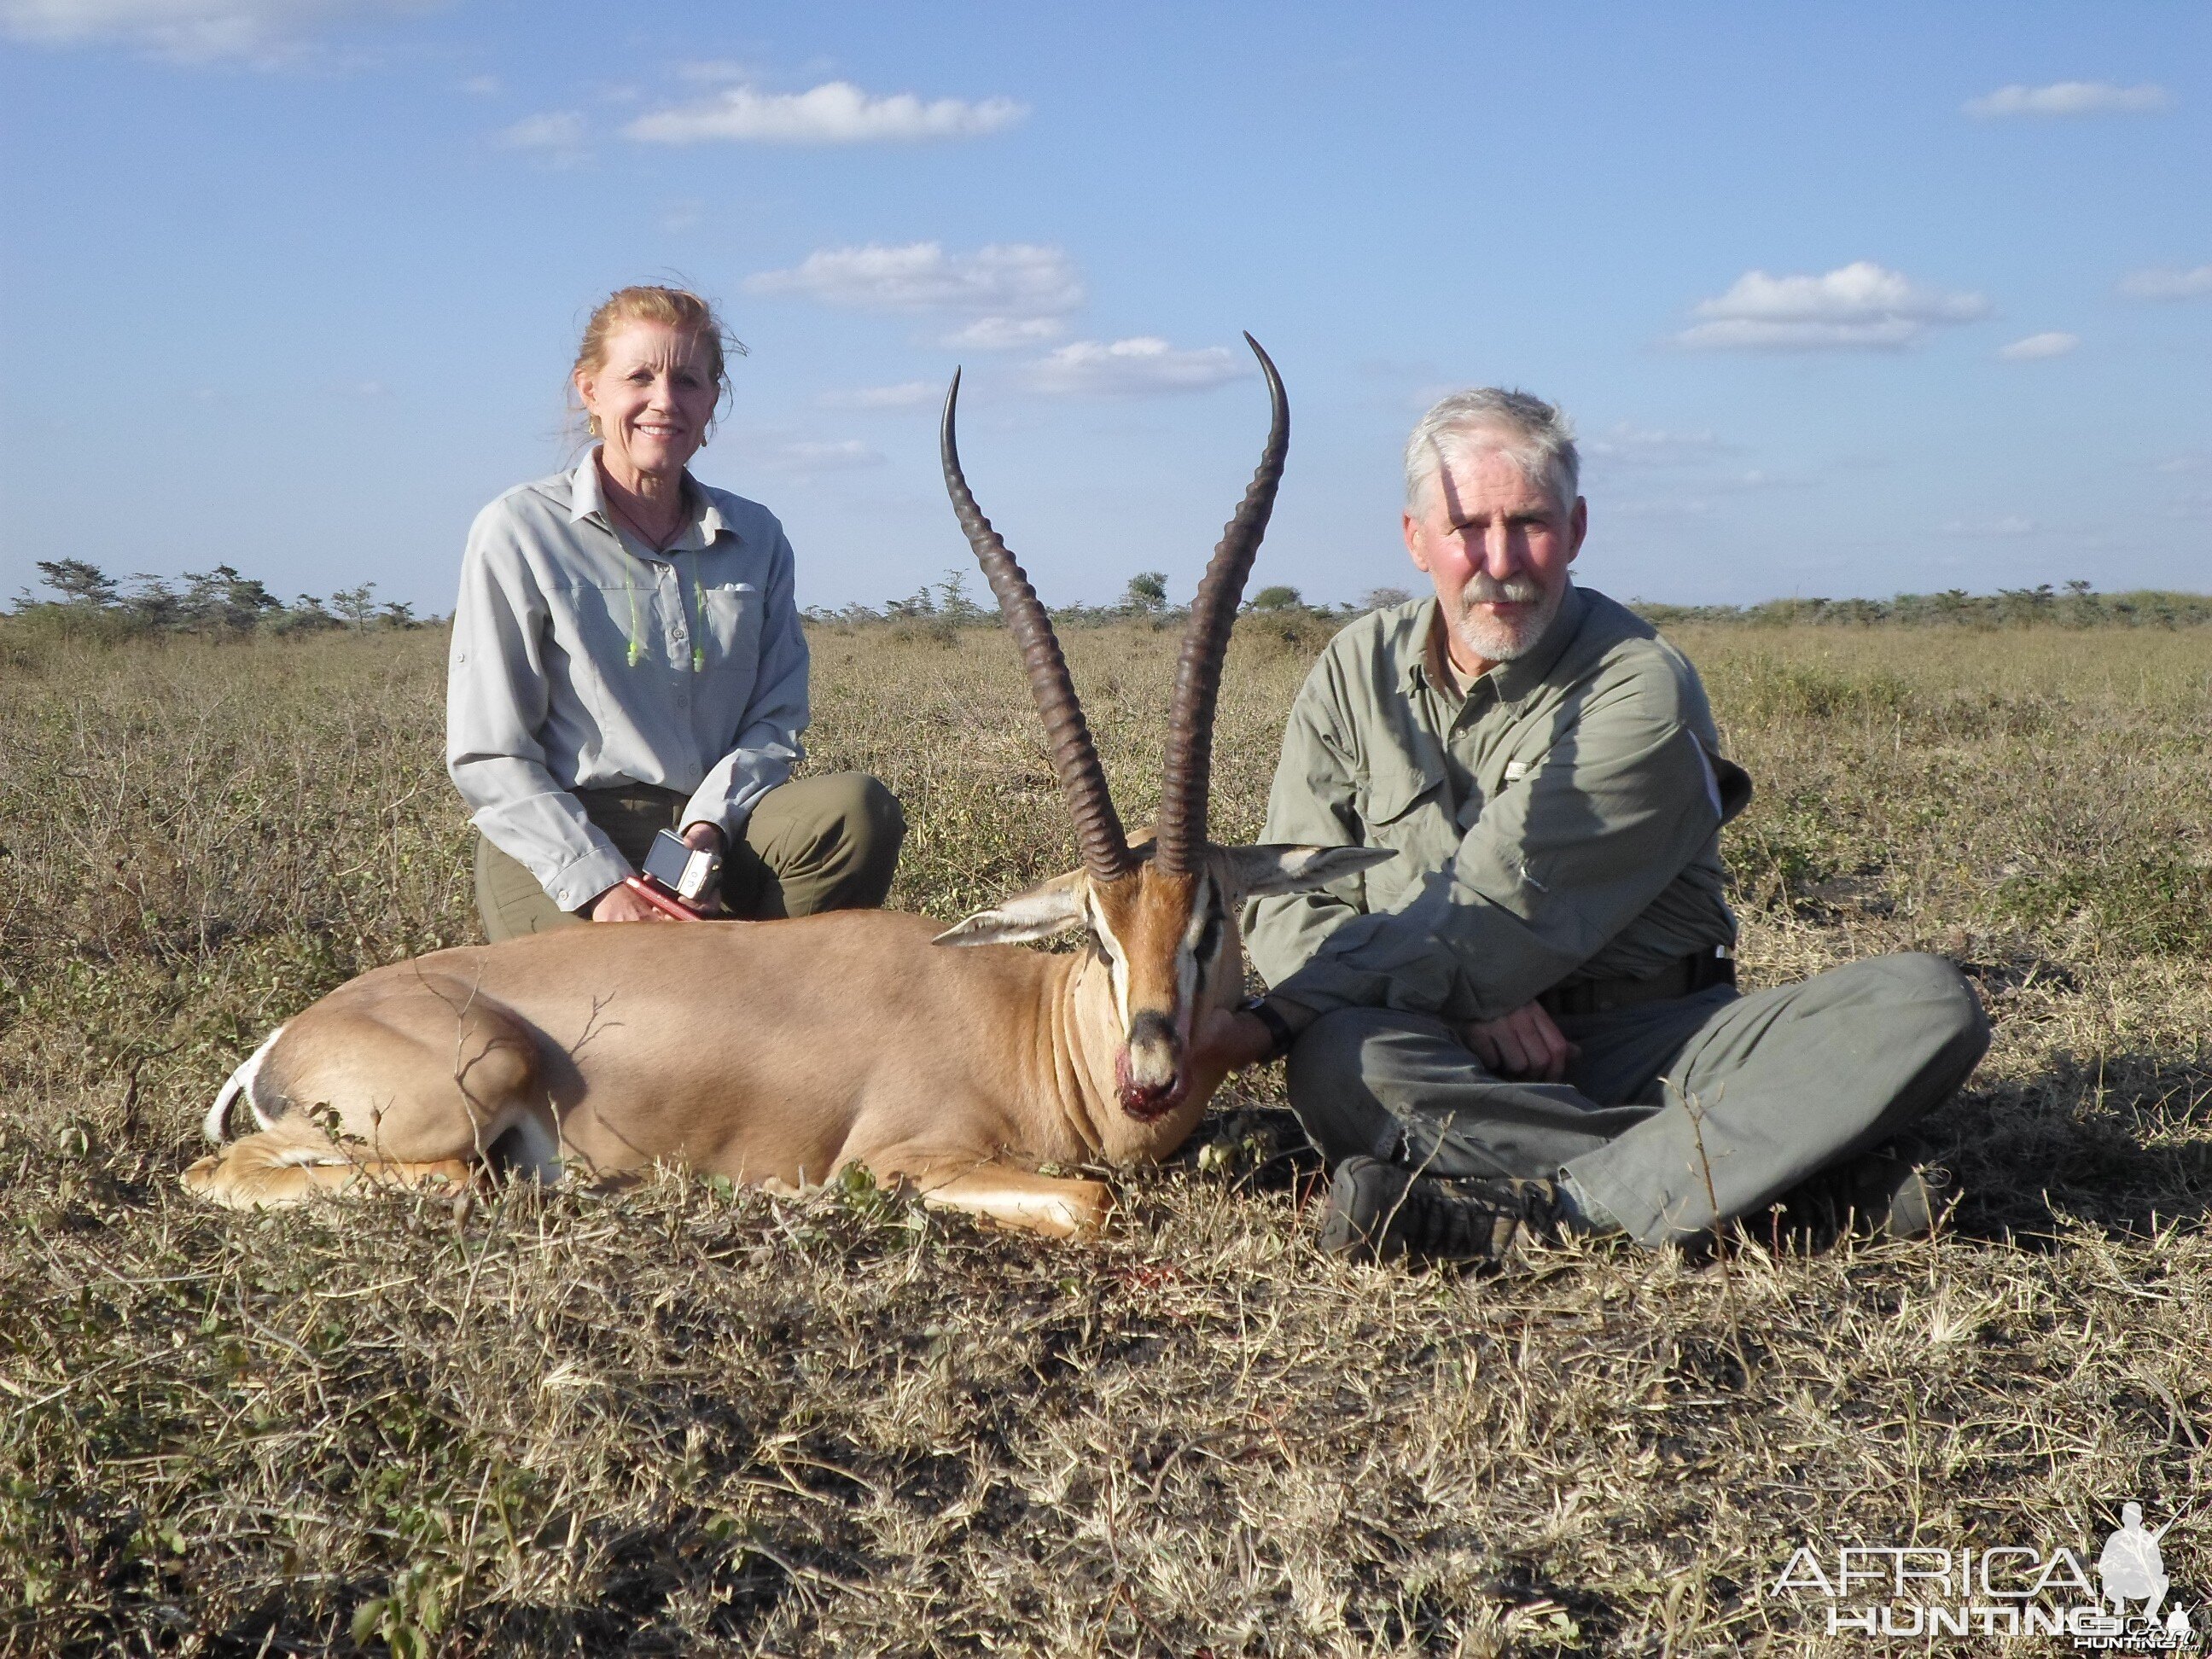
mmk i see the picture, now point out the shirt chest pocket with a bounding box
[1356,760,1458,895]
[561,583,656,668]
[697,583,763,672]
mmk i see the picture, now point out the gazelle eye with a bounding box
[1193,908,1224,972]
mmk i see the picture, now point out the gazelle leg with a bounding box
[890,1159,1114,1238]
[182,1117,475,1209]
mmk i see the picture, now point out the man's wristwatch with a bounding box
[1238,994,1298,1064]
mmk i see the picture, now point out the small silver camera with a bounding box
[640,828,723,906]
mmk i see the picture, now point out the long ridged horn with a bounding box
[941,370,1132,884]
[1154,334,1288,875]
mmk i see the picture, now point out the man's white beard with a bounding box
[1449,573,1568,664]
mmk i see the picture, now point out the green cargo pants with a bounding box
[1286,953,1990,1247]
[474,773,906,943]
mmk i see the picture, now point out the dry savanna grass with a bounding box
[1,613,2209,1656]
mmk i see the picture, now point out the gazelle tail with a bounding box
[204,1025,286,1144]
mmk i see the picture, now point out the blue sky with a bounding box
[3,1,2207,614]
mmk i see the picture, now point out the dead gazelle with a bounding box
[183,335,1384,1234]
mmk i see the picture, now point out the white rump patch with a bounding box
[203,1024,286,1144]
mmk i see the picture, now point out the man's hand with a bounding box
[1463,1000,1577,1082]
[586,882,675,923]
[1188,1007,1278,1076]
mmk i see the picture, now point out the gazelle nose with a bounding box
[1116,1010,1186,1121]
[1123,1010,1180,1085]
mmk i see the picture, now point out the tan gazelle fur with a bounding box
[181,337,1388,1236]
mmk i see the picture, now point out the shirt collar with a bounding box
[1401,598,1443,698]
[567,450,607,525]
[567,447,731,550]
[1400,581,1588,705]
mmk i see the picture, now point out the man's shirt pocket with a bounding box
[1356,760,1458,910]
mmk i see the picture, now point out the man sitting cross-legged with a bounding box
[1193,388,1990,1264]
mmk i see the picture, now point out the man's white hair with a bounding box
[1404,387,1580,514]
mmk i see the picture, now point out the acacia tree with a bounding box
[33,559,120,608]
[332,584,379,632]
[1123,571,1168,615]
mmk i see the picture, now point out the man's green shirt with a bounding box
[1247,584,1750,1027]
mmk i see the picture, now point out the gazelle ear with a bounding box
[933,871,1088,947]
[1217,843,1396,899]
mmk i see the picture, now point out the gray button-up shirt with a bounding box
[1247,584,1749,1027]
[446,454,808,912]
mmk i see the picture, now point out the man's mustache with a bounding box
[1461,574,1545,607]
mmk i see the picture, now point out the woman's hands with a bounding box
[587,882,672,923]
[587,822,730,923]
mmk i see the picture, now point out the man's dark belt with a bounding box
[1537,946,1737,1019]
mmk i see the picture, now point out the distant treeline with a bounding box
[811,574,2212,635]
[13,560,2211,646]
[1631,583,2212,630]
[803,571,1411,635]
[8,559,424,640]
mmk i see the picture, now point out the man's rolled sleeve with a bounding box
[446,510,627,911]
[1271,679,1722,1025]
[680,529,809,840]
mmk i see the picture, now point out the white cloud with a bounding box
[1027,338,1248,399]
[942,315,1066,350]
[1965,81,2170,119]
[1718,469,1804,492]
[818,381,936,411]
[756,439,885,475]
[625,80,1026,145]
[1673,261,1991,351]
[1610,497,1717,521]
[495,110,588,161]
[457,72,498,96]
[2119,264,2212,300]
[745,244,1084,337]
[0,0,439,64]
[1941,515,2037,538]
[2154,451,2211,474]
[1584,424,1723,465]
[1998,331,2079,360]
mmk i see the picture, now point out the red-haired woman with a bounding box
[448,285,903,939]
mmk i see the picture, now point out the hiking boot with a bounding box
[1769,1142,1953,1245]
[1318,1155,1563,1265]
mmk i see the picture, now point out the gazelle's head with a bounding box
[932,337,1389,1122]
[935,841,1386,1121]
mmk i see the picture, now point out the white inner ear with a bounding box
[1219,843,1397,898]
[932,880,1087,946]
